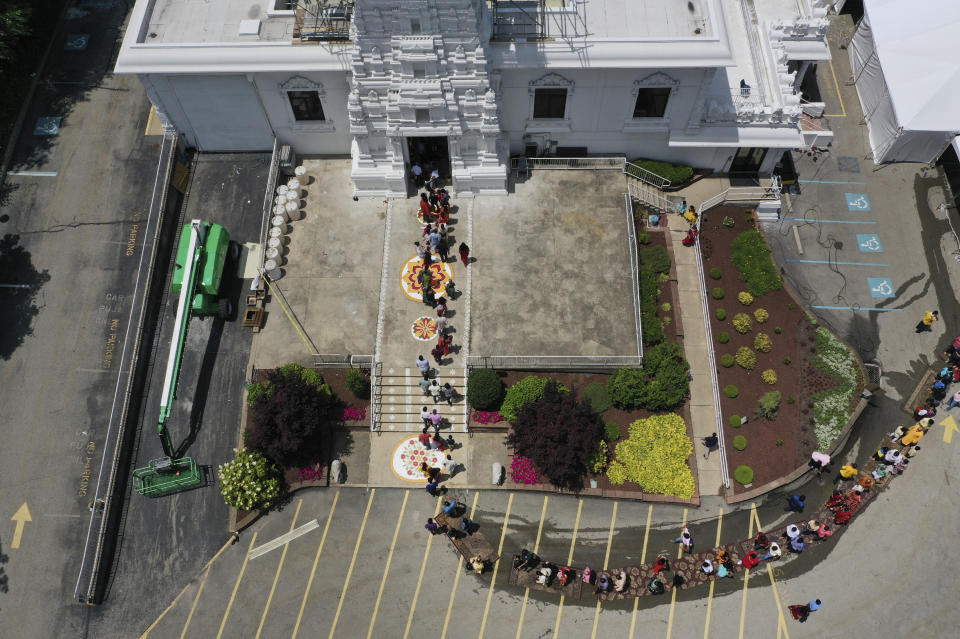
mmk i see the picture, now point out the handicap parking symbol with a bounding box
[845,193,871,211]
[856,234,883,252]
[867,277,895,298]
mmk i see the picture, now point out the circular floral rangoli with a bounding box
[391,436,445,482]
[400,254,454,302]
[412,316,437,341]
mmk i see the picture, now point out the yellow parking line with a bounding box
[441,493,480,639]
[180,565,210,639]
[515,496,549,639]
[628,504,653,639]
[751,507,790,639]
[552,498,583,639]
[329,490,376,639]
[702,508,724,639]
[478,492,515,639]
[737,504,758,639]
[666,508,689,639]
[403,495,442,639]
[256,499,303,639]
[292,491,340,639]
[142,532,240,639]
[216,532,258,639]
[367,491,410,639]
[824,59,847,117]
[589,501,619,639]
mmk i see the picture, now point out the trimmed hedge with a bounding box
[735,346,756,370]
[640,268,664,346]
[718,332,730,344]
[734,465,754,485]
[345,368,371,399]
[608,343,690,411]
[467,368,504,410]
[732,435,747,451]
[640,245,671,274]
[709,267,722,280]
[712,287,725,300]
[605,421,622,442]
[724,385,739,398]
[501,375,567,421]
[715,308,727,321]
[729,414,743,428]
[627,158,694,184]
[731,230,783,296]
[720,353,735,368]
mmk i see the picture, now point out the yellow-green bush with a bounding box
[735,346,756,370]
[605,413,695,498]
[754,332,773,353]
[738,291,755,306]
[761,369,778,384]
[753,308,769,323]
[733,313,753,334]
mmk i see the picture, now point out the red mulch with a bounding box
[700,206,809,493]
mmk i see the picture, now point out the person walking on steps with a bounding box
[416,355,431,379]
[916,310,939,333]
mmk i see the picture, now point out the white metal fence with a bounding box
[628,181,681,215]
[509,156,674,190]
[466,355,642,370]
[624,192,644,364]
[624,161,672,189]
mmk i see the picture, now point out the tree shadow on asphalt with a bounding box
[0,234,51,359]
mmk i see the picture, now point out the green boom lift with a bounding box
[133,219,233,497]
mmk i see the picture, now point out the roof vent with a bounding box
[239,19,261,36]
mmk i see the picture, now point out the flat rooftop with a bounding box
[143,0,296,44]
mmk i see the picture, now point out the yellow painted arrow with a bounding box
[10,502,31,549]
[940,414,960,444]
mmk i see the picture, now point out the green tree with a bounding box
[0,4,30,64]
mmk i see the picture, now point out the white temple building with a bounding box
[115,0,834,196]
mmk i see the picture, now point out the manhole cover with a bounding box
[837,156,860,173]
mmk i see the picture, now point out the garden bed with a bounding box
[700,206,863,494]
[467,369,699,504]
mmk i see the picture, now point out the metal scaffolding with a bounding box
[490,0,547,40]
[295,0,354,42]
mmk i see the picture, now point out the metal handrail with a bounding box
[369,361,381,432]
[466,355,642,370]
[628,181,679,214]
[692,212,731,490]
[258,139,281,275]
[624,192,644,363]
[624,161,672,189]
[509,156,626,170]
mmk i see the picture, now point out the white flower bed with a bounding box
[812,328,858,449]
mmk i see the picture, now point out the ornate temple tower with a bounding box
[348,0,508,196]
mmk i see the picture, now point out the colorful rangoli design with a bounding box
[412,317,438,341]
[391,436,445,482]
[400,254,454,302]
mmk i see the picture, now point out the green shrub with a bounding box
[783,356,792,365]
[729,414,743,428]
[715,308,727,321]
[345,368,370,399]
[607,367,646,410]
[638,232,651,245]
[735,347,756,370]
[640,245,671,274]
[776,439,784,446]
[588,441,609,474]
[662,316,672,326]
[627,158,694,184]
[607,413,695,497]
[501,375,566,421]
[604,421,622,442]
[709,267,722,280]
[754,332,773,353]
[724,385,739,398]
[582,382,613,414]
[246,380,275,407]
[733,313,753,334]
[467,368,504,410]
[609,343,690,411]
[722,216,735,228]
[218,448,283,511]
[753,308,769,323]
[732,435,747,451]
[761,369,778,384]
[712,288,725,300]
[661,302,672,312]
[658,273,670,283]
[640,269,664,346]
[276,363,326,388]
[786,396,795,404]
[720,353,735,368]
[774,326,782,334]
[738,291,755,306]
[734,465,754,485]
[730,230,783,296]
[788,303,796,310]
[754,390,782,420]
[718,332,730,344]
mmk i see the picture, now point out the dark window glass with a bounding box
[288,91,325,121]
[533,88,567,119]
[633,87,671,118]
[275,0,297,10]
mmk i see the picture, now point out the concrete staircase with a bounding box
[378,365,468,432]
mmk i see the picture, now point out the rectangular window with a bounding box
[413,63,426,79]
[533,88,567,119]
[415,108,431,123]
[287,91,325,121]
[274,0,297,10]
[410,20,421,34]
[633,87,671,118]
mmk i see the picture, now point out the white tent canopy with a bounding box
[849,0,960,164]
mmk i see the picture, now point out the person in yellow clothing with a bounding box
[839,463,858,480]
[900,421,929,446]
[915,310,939,333]
[684,206,698,226]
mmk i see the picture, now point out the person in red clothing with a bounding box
[435,297,447,317]
[419,193,432,221]
[459,242,470,266]
[740,551,760,569]
[439,334,452,357]
[652,555,670,575]
[417,427,431,450]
